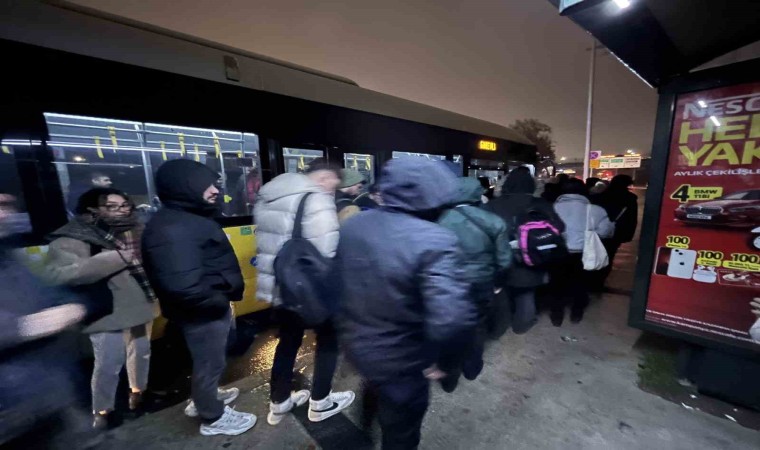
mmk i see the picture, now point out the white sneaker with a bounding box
[267,390,311,425]
[185,387,240,417]
[307,391,356,422]
[199,406,256,436]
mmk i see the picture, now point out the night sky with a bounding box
[71,0,659,158]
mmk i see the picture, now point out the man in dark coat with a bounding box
[335,158,476,449]
[592,174,638,290]
[141,159,256,437]
[486,167,565,337]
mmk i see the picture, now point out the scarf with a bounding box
[85,218,157,304]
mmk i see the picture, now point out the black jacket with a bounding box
[142,160,244,323]
[336,158,476,385]
[594,189,638,243]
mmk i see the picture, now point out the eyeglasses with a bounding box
[102,203,133,212]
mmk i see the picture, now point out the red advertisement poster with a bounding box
[645,81,760,350]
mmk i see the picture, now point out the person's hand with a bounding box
[423,365,446,381]
[18,304,87,340]
[116,249,136,263]
[750,298,760,318]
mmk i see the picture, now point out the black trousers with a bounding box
[548,253,589,319]
[270,310,338,403]
[589,238,622,292]
[362,376,429,450]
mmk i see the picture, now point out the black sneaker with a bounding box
[129,392,144,411]
[92,413,109,431]
[440,375,459,393]
[550,312,564,327]
[570,310,584,324]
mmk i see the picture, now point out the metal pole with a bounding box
[583,38,596,181]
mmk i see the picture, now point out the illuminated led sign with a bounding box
[478,140,497,151]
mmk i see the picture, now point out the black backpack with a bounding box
[513,199,567,267]
[273,192,332,326]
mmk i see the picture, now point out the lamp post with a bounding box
[583,38,596,181]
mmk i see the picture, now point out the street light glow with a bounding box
[612,0,631,9]
[560,156,567,161]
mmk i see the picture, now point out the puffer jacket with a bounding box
[47,219,157,333]
[438,177,511,284]
[142,159,244,323]
[336,158,476,384]
[254,173,339,305]
[554,194,614,252]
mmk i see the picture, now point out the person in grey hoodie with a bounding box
[254,160,355,426]
[550,178,614,325]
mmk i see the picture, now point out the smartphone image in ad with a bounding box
[667,249,697,279]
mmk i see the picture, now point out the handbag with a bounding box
[582,205,609,271]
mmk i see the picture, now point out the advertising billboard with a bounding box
[643,81,760,350]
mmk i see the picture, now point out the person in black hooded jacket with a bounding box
[591,174,638,291]
[485,167,565,337]
[141,159,256,437]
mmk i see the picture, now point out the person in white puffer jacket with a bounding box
[254,160,355,427]
[549,178,614,326]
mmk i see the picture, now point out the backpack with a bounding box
[273,192,332,327]
[514,201,567,267]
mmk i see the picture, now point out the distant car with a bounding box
[674,190,760,227]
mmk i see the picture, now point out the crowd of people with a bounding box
[0,157,639,449]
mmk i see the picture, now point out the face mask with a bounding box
[100,214,138,233]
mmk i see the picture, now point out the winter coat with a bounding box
[142,160,244,323]
[254,173,339,305]
[47,219,157,333]
[554,194,614,252]
[594,189,638,243]
[0,247,82,442]
[438,177,512,284]
[486,194,565,288]
[336,158,476,385]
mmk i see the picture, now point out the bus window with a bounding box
[343,153,375,186]
[0,141,32,234]
[283,148,324,173]
[392,151,446,161]
[43,113,261,218]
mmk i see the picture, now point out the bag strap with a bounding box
[455,206,494,245]
[613,206,627,222]
[292,192,313,239]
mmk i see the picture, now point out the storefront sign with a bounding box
[598,155,641,168]
[645,81,760,349]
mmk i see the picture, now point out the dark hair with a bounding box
[305,159,342,177]
[75,187,131,215]
[585,177,600,189]
[561,178,588,196]
[503,166,536,194]
[608,174,633,191]
[557,173,570,183]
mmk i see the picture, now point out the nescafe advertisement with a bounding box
[646,81,760,349]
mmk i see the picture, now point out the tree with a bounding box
[509,119,556,161]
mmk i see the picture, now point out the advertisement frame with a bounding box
[628,57,760,360]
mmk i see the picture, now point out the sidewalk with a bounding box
[100,244,760,450]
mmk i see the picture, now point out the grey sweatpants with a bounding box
[180,308,232,422]
[89,323,152,413]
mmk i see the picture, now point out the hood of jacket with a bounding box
[155,159,220,214]
[503,167,536,195]
[555,193,590,205]
[452,177,485,205]
[257,173,324,204]
[378,158,457,213]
